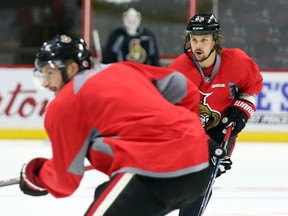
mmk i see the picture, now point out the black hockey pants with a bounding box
[85,168,210,216]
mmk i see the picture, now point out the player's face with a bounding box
[189,34,215,62]
[40,64,65,95]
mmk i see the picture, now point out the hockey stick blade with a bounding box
[0,165,94,188]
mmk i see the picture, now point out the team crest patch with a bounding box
[60,35,72,43]
[198,91,221,130]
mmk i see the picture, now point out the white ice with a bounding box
[0,140,288,216]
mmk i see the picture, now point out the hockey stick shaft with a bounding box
[0,177,20,187]
[0,165,94,187]
[92,29,102,63]
[198,126,233,216]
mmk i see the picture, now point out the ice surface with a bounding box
[0,140,287,216]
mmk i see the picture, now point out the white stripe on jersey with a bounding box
[93,173,134,216]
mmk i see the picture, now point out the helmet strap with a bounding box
[59,67,70,84]
[194,47,215,63]
[184,41,191,58]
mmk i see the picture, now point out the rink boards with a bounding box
[0,67,287,142]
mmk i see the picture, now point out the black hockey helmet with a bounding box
[34,34,91,74]
[186,13,221,40]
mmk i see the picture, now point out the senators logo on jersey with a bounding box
[126,39,147,63]
[198,91,221,131]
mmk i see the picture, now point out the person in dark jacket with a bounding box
[102,8,160,66]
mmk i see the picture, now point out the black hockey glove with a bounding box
[208,139,233,177]
[208,139,227,159]
[211,156,233,177]
[222,100,256,136]
[207,125,225,144]
[20,158,48,196]
[208,99,256,141]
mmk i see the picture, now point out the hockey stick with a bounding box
[0,177,20,187]
[0,165,94,188]
[92,29,102,63]
[198,125,233,216]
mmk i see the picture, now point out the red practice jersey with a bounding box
[169,48,263,130]
[39,62,209,198]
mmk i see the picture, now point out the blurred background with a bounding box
[0,0,287,141]
[0,0,287,69]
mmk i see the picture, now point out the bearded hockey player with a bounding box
[169,13,263,216]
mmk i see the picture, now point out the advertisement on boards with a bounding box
[0,68,287,141]
[247,72,288,132]
[0,68,54,138]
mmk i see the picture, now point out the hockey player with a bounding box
[168,13,263,216]
[102,8,160,66]
[19,34,227,216]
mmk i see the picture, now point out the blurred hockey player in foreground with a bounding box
[19,34,228,215]
[169,13,263,216]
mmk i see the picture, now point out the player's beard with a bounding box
[193,48,215,63]
[49,82,65,95]
[193,49,208,62]
[49,86,59,95]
